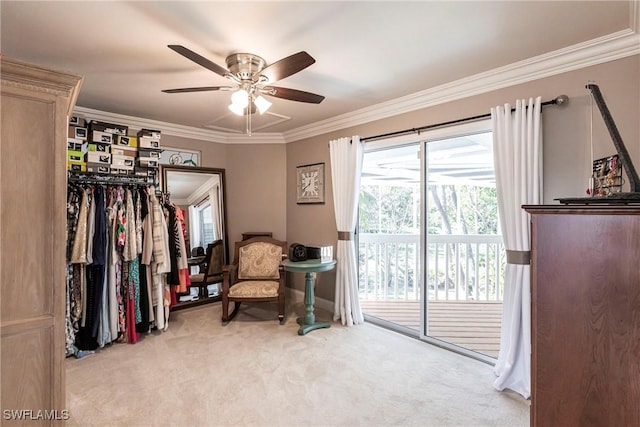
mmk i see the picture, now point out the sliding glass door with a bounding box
[423,127,503,361]
[358,121,504,361]
[358,141,422,333]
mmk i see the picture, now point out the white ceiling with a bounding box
[1,1,636,140]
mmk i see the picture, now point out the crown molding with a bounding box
[283,28,640,143]
[75,25,639,145]
[74,106,287,144]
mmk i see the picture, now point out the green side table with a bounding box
[282,259,337,335]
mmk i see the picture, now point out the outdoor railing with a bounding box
[358,233,505,302]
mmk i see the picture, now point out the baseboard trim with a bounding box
[286,287,334,315]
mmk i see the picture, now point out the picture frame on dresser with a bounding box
[296,162,325,204]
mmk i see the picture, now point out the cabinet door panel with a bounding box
[1,96,55,320]
[529,207,640,427]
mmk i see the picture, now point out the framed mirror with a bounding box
[161,165,229,265]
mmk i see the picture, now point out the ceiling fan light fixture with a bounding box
[164,46,324,133]
[253,95,272,114]
[228,102,245,116]
[230,89,249,108]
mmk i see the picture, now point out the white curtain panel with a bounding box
[329,136,364,326]
[209,183,223,241]
[491,97,542,399]
[188,205,200,251]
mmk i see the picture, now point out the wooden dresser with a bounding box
[524,204,640,427]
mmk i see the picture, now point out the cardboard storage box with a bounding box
[67,138,85,151]
[88,120,127,135]
[137,128,161,139]
[138,136,160,149]
[87,143,111,153]
[111,146,137,157]
[134,166,157,177]
[68,126,87,140]
[138,157,159,168]
[67,150,84,163]
[67,161,86,172]
[115,135,138,147]
[86,163,111,174]
[89,130,114,144]
[69,116,86,127]
[86,151,111,164]
[111,154,135,168]
[138,148,161,159]
[110,168,132,175]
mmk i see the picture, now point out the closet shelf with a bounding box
[68,171,157,186]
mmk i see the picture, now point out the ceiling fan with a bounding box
[162,45,325,133]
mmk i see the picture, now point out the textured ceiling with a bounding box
[0,1,633,137]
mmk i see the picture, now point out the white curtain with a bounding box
[209,183,223,241]
[329,136,364,326]
[491,97,542,399]
[188,205,200,252]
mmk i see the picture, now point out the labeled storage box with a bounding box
[134,166,156,177]
[68,126,87,140]
[67,138,85,151]
[111,154,135,168]
[88,120,128,135]
[115,135,138,147]
[87,143,111,153]
[138,148,161,159]
[67,161,86,172]
[86,163,111,174]
[137,128,161,139]
[69,116,86,127]
[86,151,111,165]
[111,146,137,157]
[138,157,159,168]
[67,150,84,163]
[138,136,160,149]
[110,168,132,175]
[89,130,114,144]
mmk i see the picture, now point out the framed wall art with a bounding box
[159,147,200,167]
[296,162,325,204]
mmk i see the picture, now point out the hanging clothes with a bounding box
[65,180,179,356]
[175,206,191,292]
[75,186,107,351]
[149,187,171,330]
[136,188,151,334]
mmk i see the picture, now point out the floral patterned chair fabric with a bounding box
[222,236,287,324]
[238,242,282,280]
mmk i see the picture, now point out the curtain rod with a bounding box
[361,95,569,143]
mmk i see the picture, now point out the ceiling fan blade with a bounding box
[162,86,231,94]
[257,51,315,83]
[168,45,228,77]
[263,86,325,104]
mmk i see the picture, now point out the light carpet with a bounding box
[66,302,529,426]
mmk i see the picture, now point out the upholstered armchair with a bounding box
[222,236,287,323]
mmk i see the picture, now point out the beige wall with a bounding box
[157,55,639,303]
[286,55,640,301]
[225,143,287,246]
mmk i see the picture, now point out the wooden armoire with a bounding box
[525,204,640,427]
[1,58,82,423]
